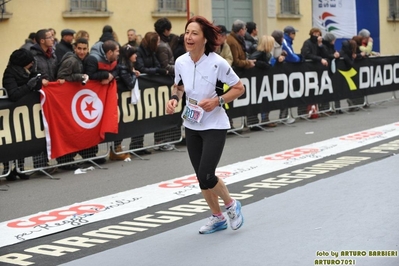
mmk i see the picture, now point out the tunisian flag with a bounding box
[40,80,118,159]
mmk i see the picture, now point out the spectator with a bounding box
[301,27,327,66]
[2,49,41,180]
[226,19,256,69]
[271,30,293,121]
[244,21,258,54]
[136,34,143,46]
[125,29,139,47]
[216,25,234,129]
[20,32,36,50]
[135,32,168,75]
[84,40,129,162]
[226,20,256,128]
[135,32,174,151]
[215,25,233,66]
[298,27,327,116]
[118,45,151,156]
[320,32,341,112]
[74,30,90,42]
[48,28,59,48]
[30,29,60,171]
[154,17,175,75]
[30,29,58,84]
[99,25,115,42]
[249,35,277,127]
[56,38,90,169]
[346,35,367,111]
[55,29,76,61]
[358,29,379,56]
[154,18,180,150]
[282,26,301,63]
[169,33,186,61]
[271,30,286,64]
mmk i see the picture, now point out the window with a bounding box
[157,0,186,12]
[69,0,108,12]
[0,0,12,20]
[280,0,300,15]
[389,0,399,19]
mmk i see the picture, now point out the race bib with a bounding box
[181,102,204,124]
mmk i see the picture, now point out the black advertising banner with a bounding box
[1,57,398,162]
[104,75,182,142]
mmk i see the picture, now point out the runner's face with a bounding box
[184,22,205,53]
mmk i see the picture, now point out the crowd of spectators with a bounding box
[1,19,379,181]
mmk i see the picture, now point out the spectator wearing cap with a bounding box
[282,26,301,63]
[215,25,233,66]
[2,48,42,180]
[21,32,36,51]
[55,29,76,62]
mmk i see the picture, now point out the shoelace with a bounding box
[227,206,236,219]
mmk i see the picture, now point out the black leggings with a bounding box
[185,128,227,190]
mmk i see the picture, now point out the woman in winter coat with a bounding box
[2,49,42,180]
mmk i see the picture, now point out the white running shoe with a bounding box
[227,200,244,230]
[199,215,228,234]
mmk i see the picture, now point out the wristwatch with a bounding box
[218,96,225,106]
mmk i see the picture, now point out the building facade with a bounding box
[0,0,397,81]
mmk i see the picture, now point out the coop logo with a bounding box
[319,12,339,33]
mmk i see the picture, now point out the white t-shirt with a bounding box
[174,52,240,131]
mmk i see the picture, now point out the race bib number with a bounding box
[182,102,204,124]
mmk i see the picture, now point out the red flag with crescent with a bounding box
[40,80,118,159]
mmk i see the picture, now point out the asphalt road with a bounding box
[1,92,398,221]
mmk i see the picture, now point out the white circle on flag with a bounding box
[71,89,103,129]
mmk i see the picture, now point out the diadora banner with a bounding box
[0,56,398,162]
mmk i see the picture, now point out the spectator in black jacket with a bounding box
[55,29,76,62]
[319,33,341,112]
[298,28,328,116]
[2,49,42,180]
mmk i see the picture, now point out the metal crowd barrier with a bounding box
[6,143,110,179]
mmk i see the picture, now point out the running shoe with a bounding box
[199,215,228,234]
[227,200,244,230]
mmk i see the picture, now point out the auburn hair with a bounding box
[185,16,221,54]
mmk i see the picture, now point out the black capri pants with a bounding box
[185,128,227,190]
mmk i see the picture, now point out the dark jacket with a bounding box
[30,44,58,81]
[339,40,355,71]
[57,52,85,82]
[55,40,74,63]
[156,40,175,75]
[84,41,118,81]
[20,39,35,51]
[244,32,258,55]
[2,65,37,102]
[249,50,273,69]
[320,40,337,60]
[135,44,162,75]
[301,37,323,62]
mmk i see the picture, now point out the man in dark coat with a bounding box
[55,29,76,62]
